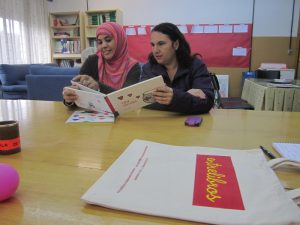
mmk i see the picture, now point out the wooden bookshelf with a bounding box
[49,11,84,67]
[84,9,122,48]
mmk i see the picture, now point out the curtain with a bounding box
[0,0,50,64]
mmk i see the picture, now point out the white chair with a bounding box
[81,47,97,64]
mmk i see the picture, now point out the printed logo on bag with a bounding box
[193,155,245,210]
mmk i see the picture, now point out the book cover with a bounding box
[65,76,164,116]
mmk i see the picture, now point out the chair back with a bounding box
[209,72,222,108]
[209,72,254,110]
[81,47,97,63]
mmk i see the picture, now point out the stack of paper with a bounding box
[272,143,300,163]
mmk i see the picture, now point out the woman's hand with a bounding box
[153,85,174,105]
[187,89,206,99]
[62,85,78,104]
[72,75,99,90]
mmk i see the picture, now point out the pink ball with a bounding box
[0,163,20,202]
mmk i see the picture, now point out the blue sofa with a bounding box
[0,64,31,99]
[26,65,80,101]
[0,63,58,99]
[0,63,80,101]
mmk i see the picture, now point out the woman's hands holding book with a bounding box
[63,75,99,105]
[72,75,99,91]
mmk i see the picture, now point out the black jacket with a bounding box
[141,58,214,114]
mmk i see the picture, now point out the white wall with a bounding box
[48,0,85,12]
[88,0,253,25]
[48,0,300,37]
[253,0,300,37]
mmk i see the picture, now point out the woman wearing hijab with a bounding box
[63,22,140,105]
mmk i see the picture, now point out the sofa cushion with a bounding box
[0,63,58,86]
[30,65,80,75]
[26,75,74,101]
[0,64,30,85]
[1,91,27,99]
[0,65,4,85]
[17,80,27,85]
[1,84,27,92]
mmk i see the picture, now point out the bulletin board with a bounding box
[124,24,252,68]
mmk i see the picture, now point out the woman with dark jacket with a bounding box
[141,22,214,114]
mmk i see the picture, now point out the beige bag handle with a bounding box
[268,158,300,169]
[268,158,300,205]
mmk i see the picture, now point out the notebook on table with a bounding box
[272,143,300,163]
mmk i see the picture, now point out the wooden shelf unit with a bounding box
[84,9,122,48]
[49,11,84,67]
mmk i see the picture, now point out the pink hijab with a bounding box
[96,22,137,90]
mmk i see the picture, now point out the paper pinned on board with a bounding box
[204,25,218,33]
[126,26,136,35]
[191,25,204,33]
[177,25,188,34]
[137,26,147,35]
[232,47,247,56]
[219,25,233,33]
[233,24,248,33]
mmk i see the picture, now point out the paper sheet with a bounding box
[272,143,300,163]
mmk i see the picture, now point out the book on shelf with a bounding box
[65,76,164,117]
[54,39,80,54]
[88,12,117,26]
[88,39,97,47]
[52,15,79,27]
[53,29,78,37]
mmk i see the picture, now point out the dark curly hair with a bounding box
[148,22,198,68]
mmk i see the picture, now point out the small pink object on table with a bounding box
[0,163,20,201]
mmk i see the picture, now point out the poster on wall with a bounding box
[124,24,252,68]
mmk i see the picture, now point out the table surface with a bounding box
[0,100,299,225]
[249,78,300,86]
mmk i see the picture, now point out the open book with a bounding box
[65,76,164,116]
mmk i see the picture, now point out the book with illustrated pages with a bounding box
[65,76,164,117]
[81,139,300,225]
[66,110,115,123]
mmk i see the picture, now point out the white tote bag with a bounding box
[81,140,300,225]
